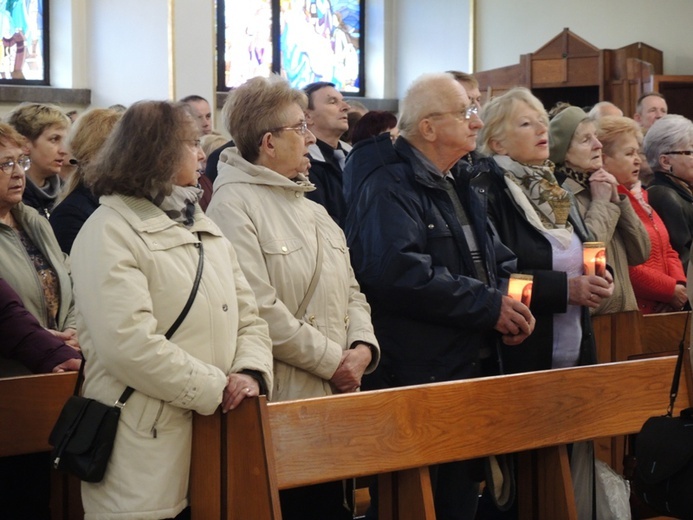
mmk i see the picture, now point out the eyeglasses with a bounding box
[182,139,202,148]
[665,151,693,156]
[426,105,479,121]
[266,121,309,136]
[0,156,30,175]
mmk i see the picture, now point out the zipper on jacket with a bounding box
[150,401,165,438]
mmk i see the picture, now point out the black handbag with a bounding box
[49,235,204,483]
[632,312,693,519]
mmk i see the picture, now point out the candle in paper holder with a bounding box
[508,273,533,307]
[583,242,606,277]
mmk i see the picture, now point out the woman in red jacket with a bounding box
[597,116,687,314]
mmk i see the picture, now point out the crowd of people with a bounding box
[1,71,692,520]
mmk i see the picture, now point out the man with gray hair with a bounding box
[343,73,535,519]
[588,101,623,119]
[634,91,668,132]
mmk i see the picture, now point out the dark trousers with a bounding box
[365,460,481,520]
[0,452,52,520]
[280,480,353,520]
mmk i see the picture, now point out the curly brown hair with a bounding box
[85,101,198,198]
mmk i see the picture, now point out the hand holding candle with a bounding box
[583,242,606,278]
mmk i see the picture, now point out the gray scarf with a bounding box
[149,185,203,227]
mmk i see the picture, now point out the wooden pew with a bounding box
[0,372,82,520]
[640,311,691,356]
[191,354,693,520]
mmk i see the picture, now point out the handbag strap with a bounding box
[294,228,323,319]
[77,233,205,408]
[666,311,690,417]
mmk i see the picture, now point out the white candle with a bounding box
[583,242,606,277]
[508,274,533,307]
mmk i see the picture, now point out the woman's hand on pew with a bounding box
[222,373,260,413]
[52,358,82,373]
[48,327,80,350]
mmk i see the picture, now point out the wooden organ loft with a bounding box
[474,27,693,120]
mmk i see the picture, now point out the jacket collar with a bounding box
[307,139,352,164]
[652,171,693,202]
[99,194,222,238]
[394,138,451,190]
[216,147,315,194]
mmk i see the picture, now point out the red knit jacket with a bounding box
[619,186,686,314]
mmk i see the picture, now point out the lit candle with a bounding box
[583,242,606,277]
[508,274,533,307]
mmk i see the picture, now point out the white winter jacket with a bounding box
[207,148,379,402]
[71,194,273,520]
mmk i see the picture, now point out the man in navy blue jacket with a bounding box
[343,73,535,520]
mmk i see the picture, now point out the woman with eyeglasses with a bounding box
[596,116,687,314]
[644,115,693,272]
[206,75,379,520]
[5,102,71,218]
[0,121,80,519]
[0,122,79,375]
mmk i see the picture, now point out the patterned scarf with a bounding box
[556,164,591,190]
[495,155,572,229]
[149,185,203,227]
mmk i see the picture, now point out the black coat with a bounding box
[472,160,597,374]
[647,172,693,271]
[343,134,516,389]
[49,182,99,254]
[306,140,348,228]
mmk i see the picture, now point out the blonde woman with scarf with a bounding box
[473,87,615,520]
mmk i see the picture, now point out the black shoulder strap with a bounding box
[80,233,205,407]
[667,311,690,417]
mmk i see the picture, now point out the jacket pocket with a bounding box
[260,237,303,256]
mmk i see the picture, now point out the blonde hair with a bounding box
[223,75,307,163]
[477,87,547,156]
[595,116,643,158]
[5,102,70,141]
[200,132,228,158]
[57,108,123,203]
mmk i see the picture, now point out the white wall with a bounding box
[393,0,471,98]
[86,0,172,107]
[41,0,693,109]
[477,0,693,75]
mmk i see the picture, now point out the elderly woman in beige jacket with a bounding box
[549,106,650,314]
[207,75,379,520]
[71,101,273,520]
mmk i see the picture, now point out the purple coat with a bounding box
[0,278,81,375]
